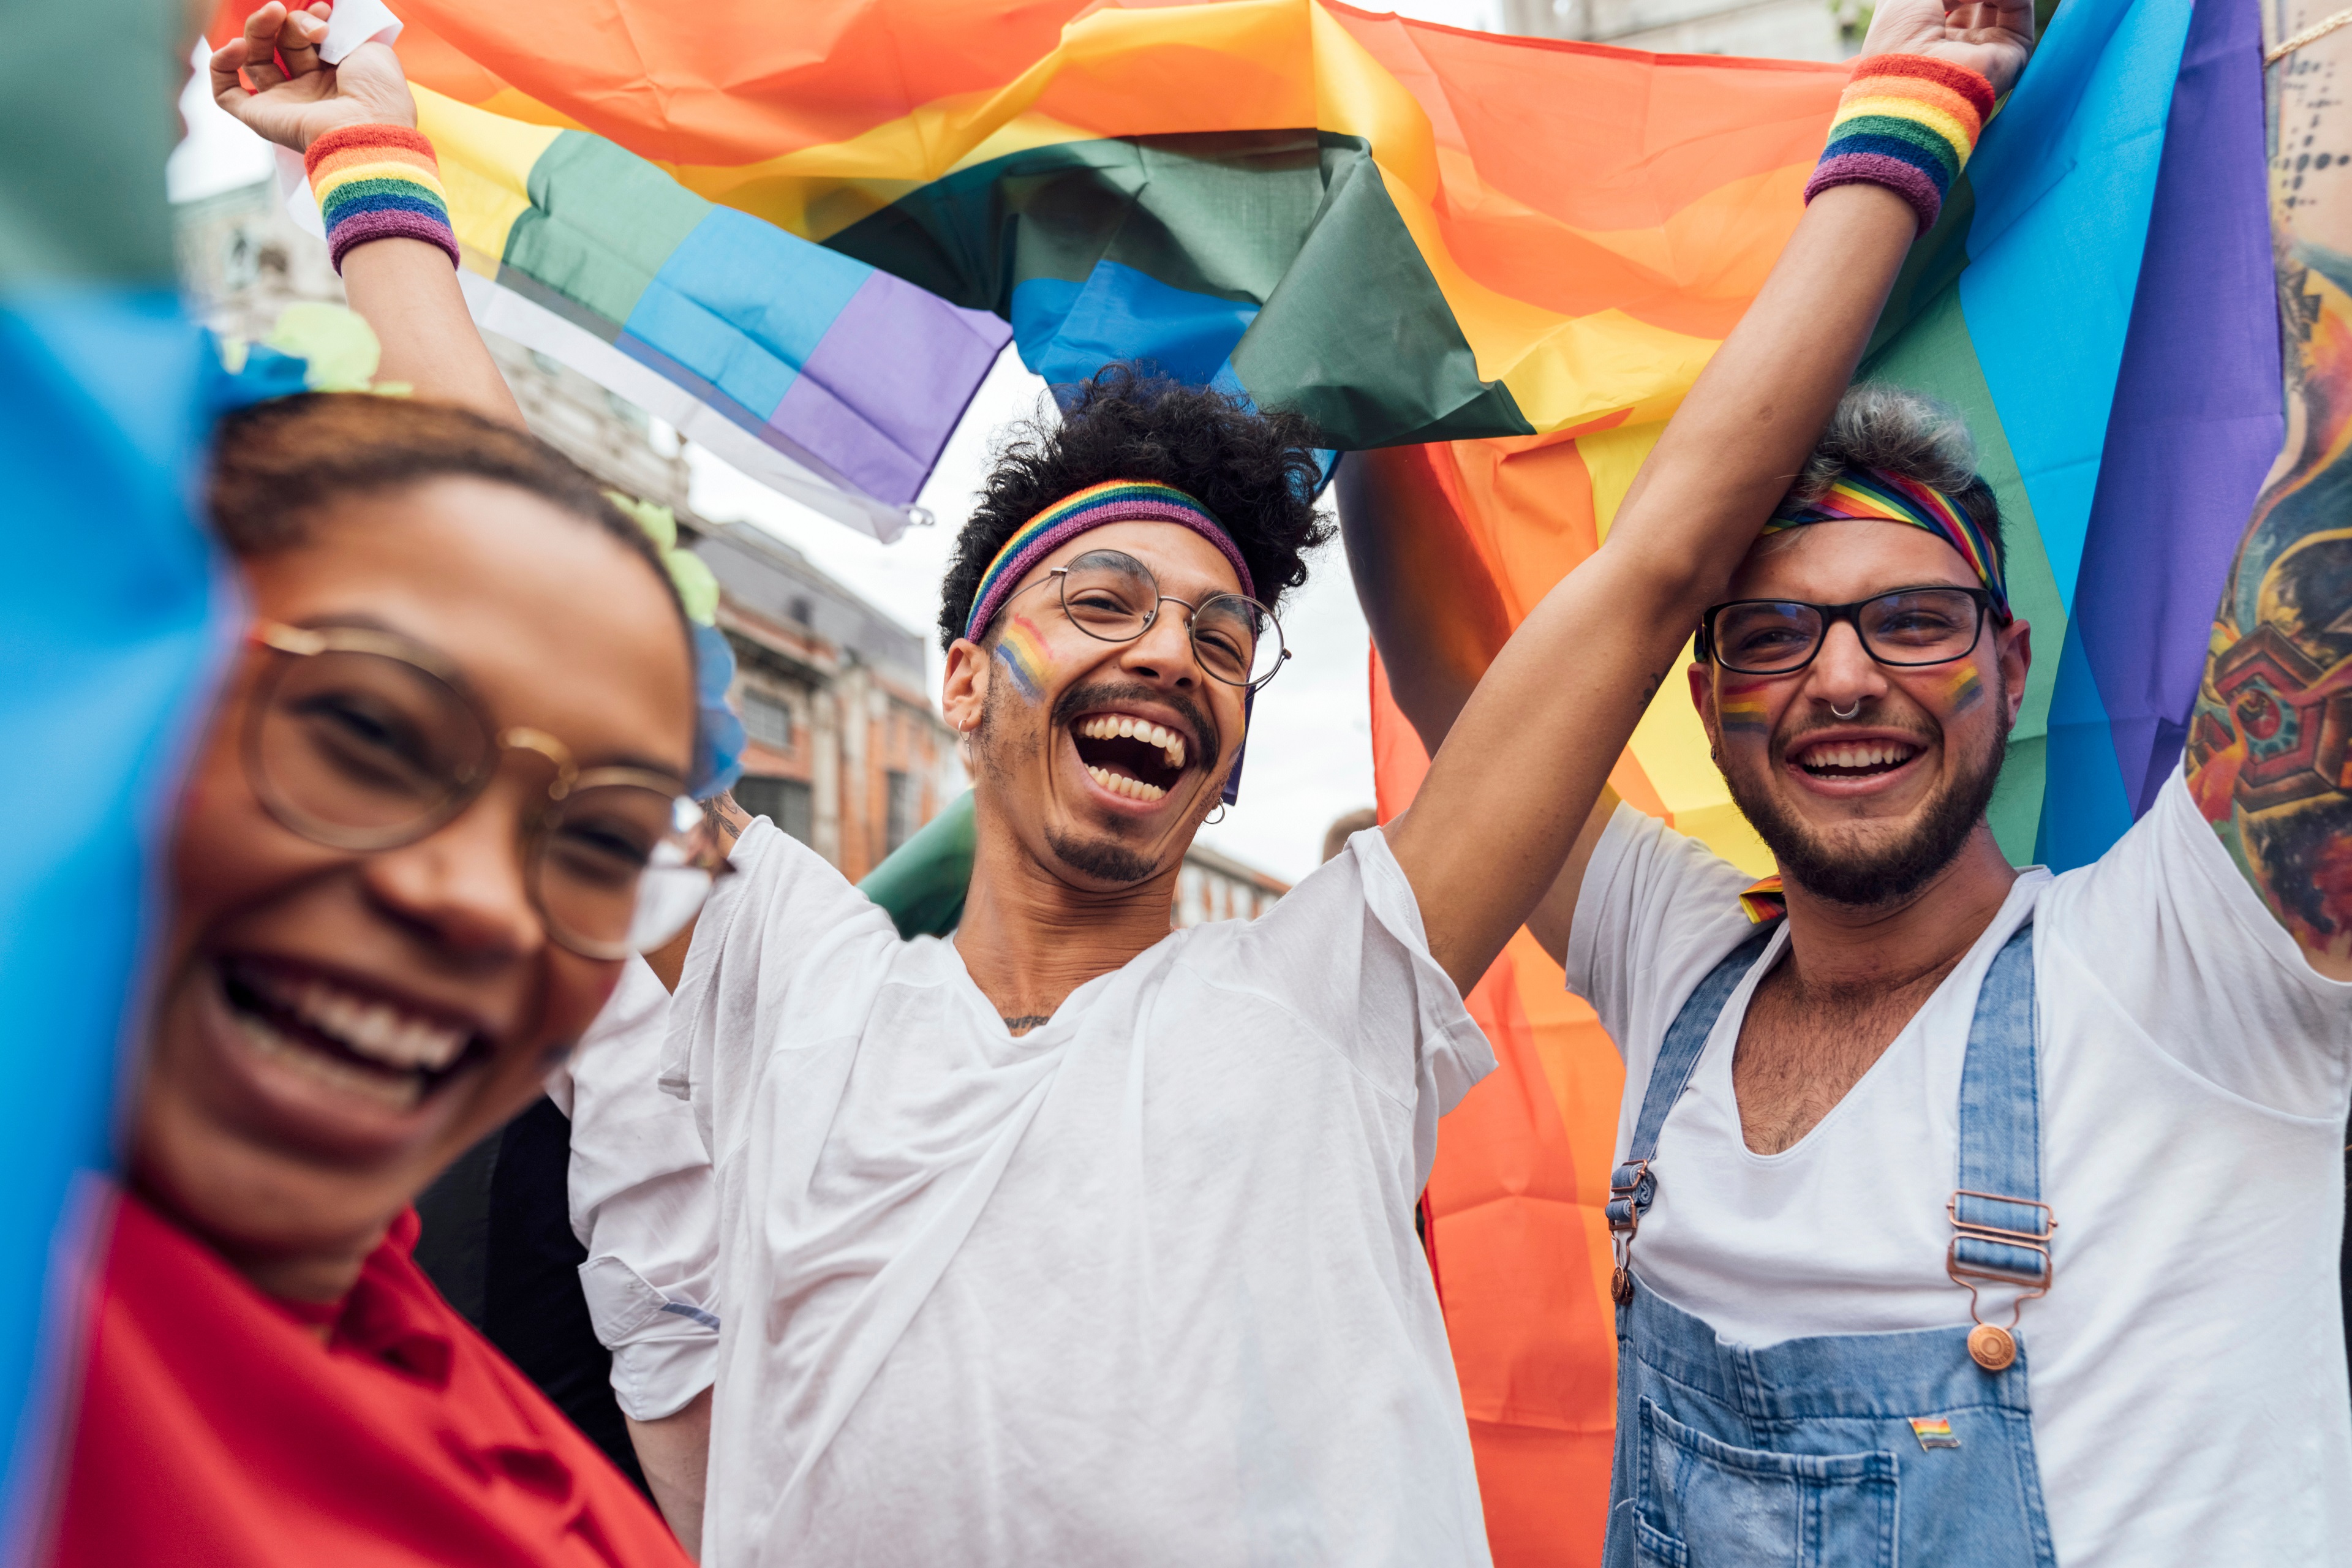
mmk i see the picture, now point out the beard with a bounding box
[973,665,1221,888]
[1042,829,1158,884]
[1722,694,2010,910]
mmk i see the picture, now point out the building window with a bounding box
[735,775,813,845]
[884,769,916,853]
[742,689,793,750]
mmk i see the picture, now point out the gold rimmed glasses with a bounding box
[243,622,723,959]
[1001,548,1291,690]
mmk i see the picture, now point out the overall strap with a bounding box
[1607,925,1776,1300]
[1947,922,2054,1368]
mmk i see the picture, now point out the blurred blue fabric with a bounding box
[0,0,232,1538]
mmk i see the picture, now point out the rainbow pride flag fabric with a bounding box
[320,0,1855,454]
[205,3,1017,543]
[327,0,2273,872]
[413,88,1012,542]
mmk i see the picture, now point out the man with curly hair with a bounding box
[673,86,2010,1542]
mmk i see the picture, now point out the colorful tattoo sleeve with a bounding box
[2184,19,2352,968]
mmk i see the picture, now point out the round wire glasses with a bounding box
[1696,587,1997,676]
[1003,548,1291,690]
[242,622,726,960]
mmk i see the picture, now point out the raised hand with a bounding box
[1857,0,2037,95]
[209,1,415,154]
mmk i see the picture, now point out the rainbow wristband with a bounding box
[1803,55,1995,236]
[304,124,460,274]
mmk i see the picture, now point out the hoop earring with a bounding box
[1204,804,1227,826]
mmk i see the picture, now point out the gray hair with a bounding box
[1787,383,2003,562]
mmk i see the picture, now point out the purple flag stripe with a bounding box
[774,273,1011,507]
[2071,0,2282,816]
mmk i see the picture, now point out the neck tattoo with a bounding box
[1001,1014,1053,1035]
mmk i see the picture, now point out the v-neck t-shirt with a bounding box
[663,818,1496,1567]
[1564,765,2352,1567]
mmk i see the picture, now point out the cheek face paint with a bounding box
[1938,662,1986,715]
[1717,679,1773,735]
[995,615,1052,703]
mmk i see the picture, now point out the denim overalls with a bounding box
[1600,923,2060,1568]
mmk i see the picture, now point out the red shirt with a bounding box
[51,1191,693,1568]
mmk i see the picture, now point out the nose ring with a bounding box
[1830,701,1861,721]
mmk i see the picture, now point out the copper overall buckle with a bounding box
[1945,1188,2056,1373]
[1607,1159,1651,1305]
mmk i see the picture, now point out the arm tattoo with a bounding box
[2184,24,2352,967]
[701,790,752,853]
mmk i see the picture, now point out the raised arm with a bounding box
[1333,450,1615,968]
[2184,4,2352,981]
[1384,0,2034,993]
[210,2,521,425]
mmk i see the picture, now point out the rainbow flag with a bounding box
[413,89,1011,541]
[207,6,1016,543]
[332,0,1852,454]
[356,0,2278,873]
[273,2,2281,1562]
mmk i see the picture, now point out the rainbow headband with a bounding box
[1763,467,2008,617]
[963,480,1254,643]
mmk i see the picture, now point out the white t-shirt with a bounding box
[1566,765,2352,1566]
[545,956,722,1421]
[667,818,1496,1568]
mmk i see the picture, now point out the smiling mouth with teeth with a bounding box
[1071,712,1189,802]
[1795,739,1923,779]
[219,959,486,1111]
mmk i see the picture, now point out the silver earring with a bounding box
[1204,804,1227,826]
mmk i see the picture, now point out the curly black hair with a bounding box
[937,366,1334,652]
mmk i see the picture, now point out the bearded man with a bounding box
[1353,18,2352,1564]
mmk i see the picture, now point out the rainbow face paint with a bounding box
[995,614,1052,703]
[1717,679,1774,734]
[1938,662,1986,714]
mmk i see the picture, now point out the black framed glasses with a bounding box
[1696,587,1997,676]
[243,622,726,960]
[1002,548,1291,691]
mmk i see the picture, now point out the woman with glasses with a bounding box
[37,13,736,1561]
[47,390,718,1565]
[43,10,726,1562]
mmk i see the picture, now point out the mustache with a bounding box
[1049,678,1220,763]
